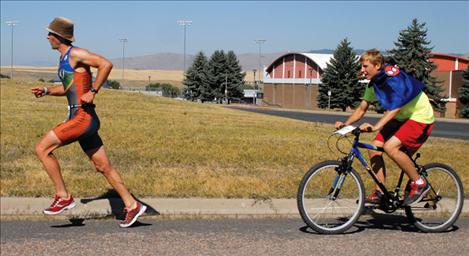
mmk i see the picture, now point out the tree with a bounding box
[459,66,469,118]
[107,80,121,90]
[146,82,180,98]
[183,51,209,101]
[389,18,445,112]
[207,50,228,102]
[224,51,246,101]
[318,38,361,111]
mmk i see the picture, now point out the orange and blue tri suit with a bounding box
[52,46,103,152]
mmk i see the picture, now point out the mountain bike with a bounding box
[297,125,464,234]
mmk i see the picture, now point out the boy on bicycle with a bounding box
[335,49,434,206]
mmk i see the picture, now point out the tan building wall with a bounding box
[263,83,319,109]
[432,70,464,118]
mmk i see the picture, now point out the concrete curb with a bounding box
[0,197,299,218]
[1,197,468,218]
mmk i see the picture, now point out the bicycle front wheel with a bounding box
[405,163,464,232]
[297,160,365,234]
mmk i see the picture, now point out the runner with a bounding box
[31,17,146,227]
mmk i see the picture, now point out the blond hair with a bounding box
[359,49,384,68]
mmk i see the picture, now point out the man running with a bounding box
[31,17,146,227]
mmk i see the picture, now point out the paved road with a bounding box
[1,216,468,256]
[228,106,469,140]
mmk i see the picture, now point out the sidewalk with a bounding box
[1,197,468,218]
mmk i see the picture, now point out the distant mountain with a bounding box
[110,52,286,71]
[308,49,371,55]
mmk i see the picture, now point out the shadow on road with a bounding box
[298,209,460,234]
[50,189,158,228]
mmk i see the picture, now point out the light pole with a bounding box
[119,38,128,85]
[254,39,266,83]
[6,21,19,79]
[328,90,331,110]
[224,74,228,104]
[252,69,257,89]
[177,20,192,73]
[309,67,313,86]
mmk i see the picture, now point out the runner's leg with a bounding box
[35,131,69,199]
[86,146,137,209]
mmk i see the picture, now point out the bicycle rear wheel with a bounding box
[297,160,365,234]
[405,163,464,232]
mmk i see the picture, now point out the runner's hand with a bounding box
[31,87,45,98]
[80,91,95,104]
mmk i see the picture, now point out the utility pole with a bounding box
[119,38,128,86]
[6,21,19,79]
[225,74,228,104]
[252,69,257,89]
[177,20,192,73]
[254,39,266,83]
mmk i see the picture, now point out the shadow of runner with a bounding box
[79,189,159,220]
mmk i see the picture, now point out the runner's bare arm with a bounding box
[31,85,66,97]
[70,48,113,103]
[71,48,113,91]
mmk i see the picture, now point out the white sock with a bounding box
[415,177,425,185]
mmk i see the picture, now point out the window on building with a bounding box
[299,70,302,77]
[288,71,291,78]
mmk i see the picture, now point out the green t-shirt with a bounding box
[363,86,434,124]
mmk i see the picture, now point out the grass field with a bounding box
[1,66,258,89]
[1,79,468,198]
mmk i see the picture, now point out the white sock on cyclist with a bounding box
[415,177,425,185]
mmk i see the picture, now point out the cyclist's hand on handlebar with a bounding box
[359,123,374,132]
[335,121,346,130]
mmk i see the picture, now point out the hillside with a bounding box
[110,52,287,71]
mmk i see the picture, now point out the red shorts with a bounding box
[375,119,434,151]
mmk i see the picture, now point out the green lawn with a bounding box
[1,79,468,198]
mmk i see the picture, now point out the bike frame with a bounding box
[338,130,408,209]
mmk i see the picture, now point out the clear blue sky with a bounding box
[1,1,468,66]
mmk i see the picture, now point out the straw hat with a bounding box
[47,17,75,42]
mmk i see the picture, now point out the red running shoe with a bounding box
[43,195,76,215]
[403,179,430,206]
[120,201,147,228]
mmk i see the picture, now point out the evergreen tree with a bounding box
[389,18,445,111]
[207,50,228,102]
[459,66,469,118]
[183,51,209,101]
[225,51,246,101]
[318,38,361,111]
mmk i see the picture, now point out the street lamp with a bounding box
[224,74,228,104]
[328,90,331,110]
[255,39,266,83]
[177,20,192,73]
[119,38,128,85]
[252,69,257,89]
[6,20,19,79]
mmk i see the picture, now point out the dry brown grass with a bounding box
[1,79,468,198]
[1,66,258,89]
